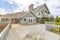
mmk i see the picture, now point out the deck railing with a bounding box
[45,21,55,31]
[0,23,11,40]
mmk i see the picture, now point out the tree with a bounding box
[55,16,60,22]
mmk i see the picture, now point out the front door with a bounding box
[29,19,32,24]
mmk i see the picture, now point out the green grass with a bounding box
[56,22,60,25]
[50,27,60,34]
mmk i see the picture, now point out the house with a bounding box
[0,3,51,24]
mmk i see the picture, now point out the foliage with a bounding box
[50,27,60,34]
[40,19,45,24]
[55,16,60,25]
[55,16,60,22]
[56,22,60,25]
[39,17,51,24]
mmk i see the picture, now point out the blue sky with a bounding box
[0,0,60,17]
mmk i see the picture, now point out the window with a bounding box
[29,19,32,22]
[41,11,45,16]
[41,11,43,13]
[34,19,36,21]
[29,19,30,22]
[39,12,40,15]
[24,19,26,21]
[12,19,14,21]
[29,15,32,17]
[31,19,32,22]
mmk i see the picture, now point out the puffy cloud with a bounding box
[7,0,60,17]
[7,0,45,12]
[0,8,8,15]
[51,9,60,17]
[0,0,60,17]
[45,0,60,17]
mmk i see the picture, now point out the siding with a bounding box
[20,12,37,24]
[33,5,49,18]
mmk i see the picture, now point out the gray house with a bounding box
[0,3,51,24]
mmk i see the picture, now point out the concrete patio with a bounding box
[6,24,60,40]
[7,24,45,40]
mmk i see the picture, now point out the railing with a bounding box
[45,21,55,31]
[45,21,60,31]
[45,21,60,40]
[0,23,11,40]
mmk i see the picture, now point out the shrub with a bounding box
[39,17,51,24]
[55,16,60,22]
[51,27,60,34]
[56,22,60,25]
[40,19,45,24]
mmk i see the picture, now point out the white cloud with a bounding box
[45,0,60,17]
[0,8,8,15]
[51,9,60,17]
[8,1,14,4]
[8,0,45,12]
[6,0,60,17]
[13,8,22,12]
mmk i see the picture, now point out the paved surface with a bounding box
[6,24,60,40]
[7,24,45,40]
[45,31,60,40]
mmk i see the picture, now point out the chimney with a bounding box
[29,4,34,11]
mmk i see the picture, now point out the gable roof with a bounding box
[18,11,37,18]
[44,4,50,14]
[33,3,50,14]
[1,3,50,19]
[1,12,25,18]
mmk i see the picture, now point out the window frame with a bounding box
[24,19,26,21]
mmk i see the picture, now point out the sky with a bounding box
[0,0,60,17]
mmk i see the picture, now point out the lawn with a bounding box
[56,22,60,25]
[50,27,60,34]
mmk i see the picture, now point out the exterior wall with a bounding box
[33,5,49,18]
[20,13,37,24]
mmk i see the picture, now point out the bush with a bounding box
[50,27,60,34]
[56,22,60,25]
[39,17,51,24]
[55,16,60,22]
[40,19,45,24]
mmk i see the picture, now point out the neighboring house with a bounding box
[0,3,51,24]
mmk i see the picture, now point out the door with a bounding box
[29,19,32,24]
